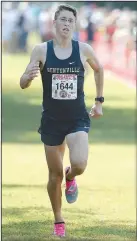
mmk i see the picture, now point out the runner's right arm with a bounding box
[20,45,41,89]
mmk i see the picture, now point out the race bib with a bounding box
[52,74,77,100]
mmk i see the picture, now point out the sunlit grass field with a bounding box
[2,46,136,240]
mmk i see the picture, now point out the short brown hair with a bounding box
[54,4,77,20]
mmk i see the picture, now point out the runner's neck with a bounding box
[54,36,72,49]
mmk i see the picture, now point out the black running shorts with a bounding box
[38,112,91,146]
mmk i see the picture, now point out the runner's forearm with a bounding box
[20,73,32,89]
[94,67,104,97]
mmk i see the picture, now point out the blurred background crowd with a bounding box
[2,1,136,82]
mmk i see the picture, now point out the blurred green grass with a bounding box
[2,48,136,241]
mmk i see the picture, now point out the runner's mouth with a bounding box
[63,28,69,32]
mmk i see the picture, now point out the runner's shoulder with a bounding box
[33,42,47,54]
[30,42,48,62]
[78,41,93,52]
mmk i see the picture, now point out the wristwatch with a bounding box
[95,97,104,103]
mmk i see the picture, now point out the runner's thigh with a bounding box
[66,131,88,167]
[44,141,65,175]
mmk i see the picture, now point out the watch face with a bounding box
[100,97,104,102]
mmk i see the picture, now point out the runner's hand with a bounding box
[89,103,103,118]
[26,61,40,80]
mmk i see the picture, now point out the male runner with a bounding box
[20,4,104,237]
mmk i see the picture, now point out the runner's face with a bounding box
[54,10,76,38]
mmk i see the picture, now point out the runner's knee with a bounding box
[71,161,87,175]
[48,168,64,183]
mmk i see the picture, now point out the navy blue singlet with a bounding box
[41,40,87,120]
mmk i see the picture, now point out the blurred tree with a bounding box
[85,1,137,10]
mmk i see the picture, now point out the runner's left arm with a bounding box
[83,43,104,98]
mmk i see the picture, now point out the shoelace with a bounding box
[66,179,75,190]
[54,223,65,236]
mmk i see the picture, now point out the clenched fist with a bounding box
[89,103,103,118]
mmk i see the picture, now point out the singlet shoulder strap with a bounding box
[72,39,79,49]
[46,40,54,58]
[71,39,81,60]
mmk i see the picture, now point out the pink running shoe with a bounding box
[65,167,78,204]
[53,222,65,237]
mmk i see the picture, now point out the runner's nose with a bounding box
[64,20,70,27]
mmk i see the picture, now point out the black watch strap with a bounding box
[95,97,104,103]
